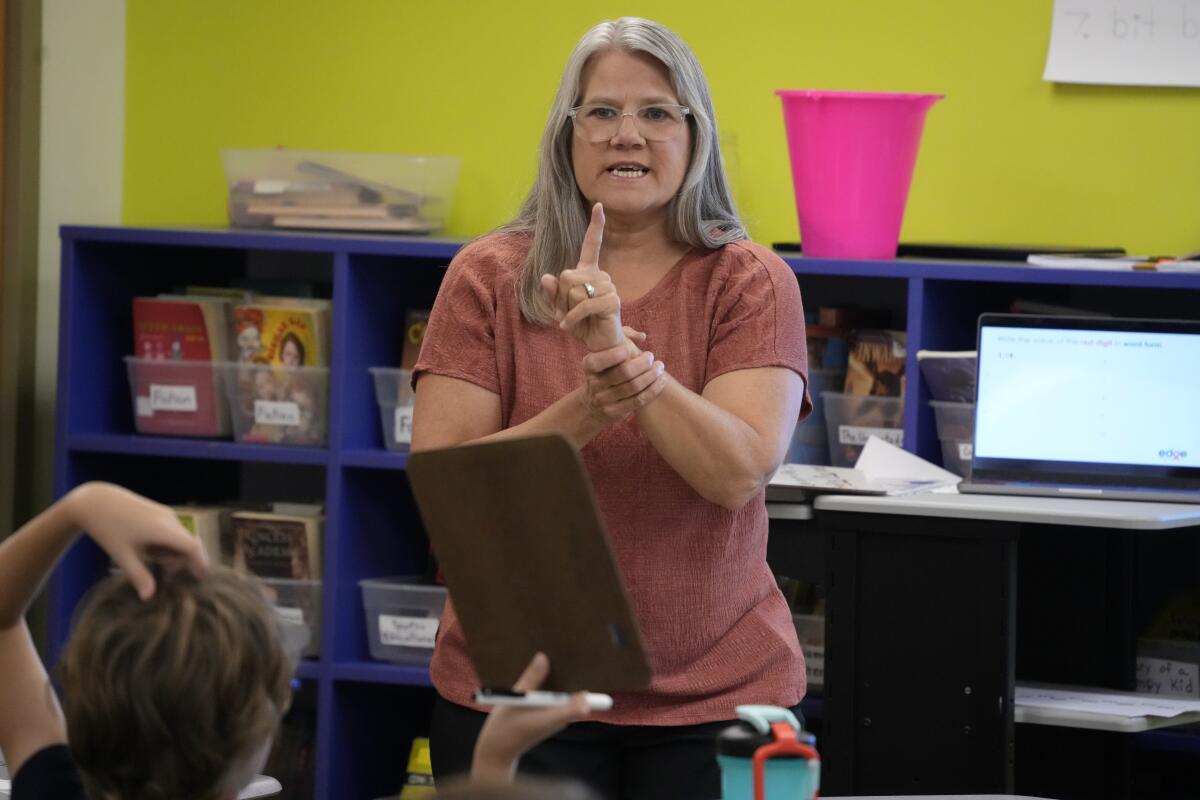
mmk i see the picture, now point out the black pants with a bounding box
[430,694,805,800]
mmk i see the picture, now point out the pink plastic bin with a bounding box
[776,90,942,260]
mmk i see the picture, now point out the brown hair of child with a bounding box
[58,565,294,800]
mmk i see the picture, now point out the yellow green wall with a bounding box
[125,1,1200,254]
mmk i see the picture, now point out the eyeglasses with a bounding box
[567,104,691,143]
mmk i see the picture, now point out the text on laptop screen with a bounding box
[974,325,1200,468]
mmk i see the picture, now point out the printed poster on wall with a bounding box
[1044,0,1200,86]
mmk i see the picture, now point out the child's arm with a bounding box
[469,653,592,784]
[0,482,207,777]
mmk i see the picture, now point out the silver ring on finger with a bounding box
[583,281,596,299]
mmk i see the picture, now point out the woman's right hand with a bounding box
[579,332,667,425]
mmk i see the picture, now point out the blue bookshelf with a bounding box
[50,225,1200,798]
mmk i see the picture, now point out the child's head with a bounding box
[59,566,294,800]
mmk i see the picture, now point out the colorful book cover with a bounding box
[130,298,231,437]
[233,299,330,367]
[173,505,234,566]
[232,511,323,580]
[133,297,216,361]
[400,308,430,372]
[844,330,907,397]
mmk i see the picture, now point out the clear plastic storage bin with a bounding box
[260,578,322,659]
[930,401,974,477]
[369,367,414,451]
[821,392,905,467]
[222,148,461,234]
[125,356,232,438]
[793,613,826,690]
[785,369,846,465]
[360,576,447,665]
[222,363,330,447]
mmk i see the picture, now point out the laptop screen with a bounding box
[971,314,1200,488]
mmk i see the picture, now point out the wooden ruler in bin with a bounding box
[407,434,650,693]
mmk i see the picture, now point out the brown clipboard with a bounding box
[407,433,651,693]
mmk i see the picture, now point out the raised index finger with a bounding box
[578,202,605,272]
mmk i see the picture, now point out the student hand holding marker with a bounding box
[470,652,596,784]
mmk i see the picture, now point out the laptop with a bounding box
[959,314,1200,503]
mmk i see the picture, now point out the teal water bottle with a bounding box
[716,705,820,800]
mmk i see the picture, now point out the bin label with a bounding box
[394,406,414,445]
[957,442,973,460]
[255,399,300,427]
[274,606,305,626]
[839,425,903,447]
[1137,656,1199,698]
[379,615,438,648]
[805,644,826,688]
[149,384,198,413]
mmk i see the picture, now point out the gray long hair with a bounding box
[501,17,747,325]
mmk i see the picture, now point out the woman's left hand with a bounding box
[540,203,626,352]
[580,336,667,425]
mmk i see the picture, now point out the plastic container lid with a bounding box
[717,722,817,758]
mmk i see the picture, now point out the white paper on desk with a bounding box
[1043,0,1200,88]
[1017,683,1200,718]
[1026,254,1150,270]
[769,437,959,496]
[1157,260,1200,273]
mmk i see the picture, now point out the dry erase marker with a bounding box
[474,688,614,711]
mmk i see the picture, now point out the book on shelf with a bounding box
[916,350,977,404]
[844,330,906,397]
[183,285,255,302]
[243,202,419,220]
[296,159,424,204]
[767,437,959,501]
[231,511,323,580]
[271,215,439,234]
[172,505,235,566]
[233,299,331,368]
[230,179,381,206]
[130,296,233,436]
[228,299,331,447]
[228,278,320,298]
[133,295,232,362]
[400,308,431,372]
[271,501,324,518]
[804,306,858,371]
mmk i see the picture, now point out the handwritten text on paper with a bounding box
[1045,0,1200,87]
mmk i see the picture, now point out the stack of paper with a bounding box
[768,437,960,501]
[1016,683,1200,733]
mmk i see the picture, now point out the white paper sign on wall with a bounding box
[1044,0,1200,87]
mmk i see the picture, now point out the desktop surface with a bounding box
[813,489,1200,530]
